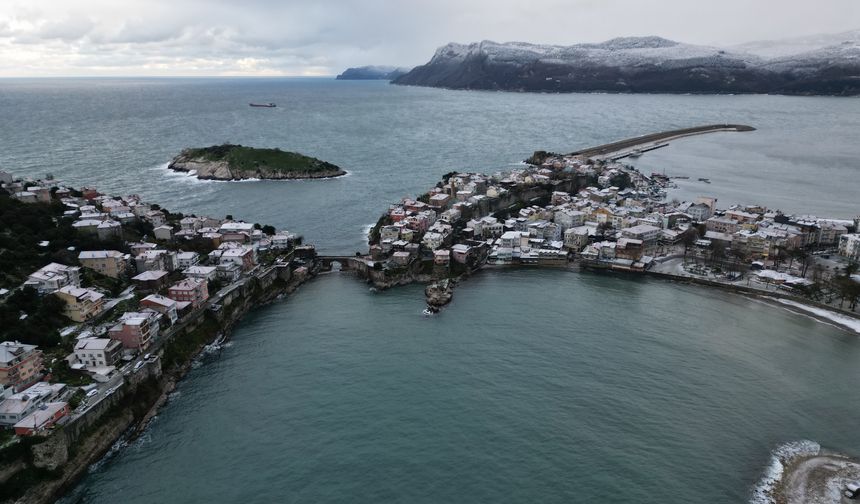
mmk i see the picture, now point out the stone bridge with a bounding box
[317,255,372,273]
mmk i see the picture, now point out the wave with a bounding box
[750,440,821,504]
[775,299,860,335]
[151,162,351,183]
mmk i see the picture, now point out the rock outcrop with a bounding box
[425,279,455,311]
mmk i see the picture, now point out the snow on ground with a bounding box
[776,299,860,335]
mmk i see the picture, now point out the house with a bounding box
[433,249,451,266]
[25,263,81,294]
[108,311,160,350]
[13,191,38,203]
[131,270,169,292]
[428,193,451,209]
[422,232,445,250]
[615,238,644,261]
[78,250,129,279]
[451,244,472,264]
[216,262,242,282]
[179,216,205,232]
[391,251,411,266]
[839,234,860,261]
[818,221,847,246]
[184,265,218,282]
[271,234,296,250]
[705,217,740,235]
[176,251,200,269]
[96,220,123,241]
[685,203,713,222]
[153,225,174,241]
[0,341,44,392]
[70,338,123,368]
[564,226,592,252]
[129,242,158,256]
[135,249,177,272]
[144,210,166,227]
[14,402,70,436]
[0,383,66,427]
[55,286,106,322]
[219,222,255,243]
[71,219,102,234]
[210,244,256,271]
[622,224,661,244]
[140,294,179,324]
[167,278,209,308]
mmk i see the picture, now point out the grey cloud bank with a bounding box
[0,0,858,76]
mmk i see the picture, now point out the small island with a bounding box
[168,144,346,180]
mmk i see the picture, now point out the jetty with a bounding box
[570,124,755,158]
[528,123,755,165]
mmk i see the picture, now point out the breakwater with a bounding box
[528,123,755,164]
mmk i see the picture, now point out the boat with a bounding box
[249,102,276,108]
[698,177,712,184]
[628,149,643,158]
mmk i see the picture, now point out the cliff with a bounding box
[336,65,410,80]
[168,144,346,180]
[393,31,860,96]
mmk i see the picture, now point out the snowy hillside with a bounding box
[394,32,860,96]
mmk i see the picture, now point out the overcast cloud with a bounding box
[0,0,858,76]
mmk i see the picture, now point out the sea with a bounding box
[1,78,858,503]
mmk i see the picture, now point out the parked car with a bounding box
[134,361,145,371]
[86,389,98,398]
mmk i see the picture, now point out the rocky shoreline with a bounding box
[167,145,347,181]
[167,159,346,180]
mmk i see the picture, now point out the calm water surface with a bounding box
[62,271,860,504]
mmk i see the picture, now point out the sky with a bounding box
[0,0,858,77]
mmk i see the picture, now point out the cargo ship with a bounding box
[249,102,277,108]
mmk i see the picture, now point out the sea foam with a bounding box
[750,440,821,504]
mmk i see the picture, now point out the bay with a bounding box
[2,78,858,503]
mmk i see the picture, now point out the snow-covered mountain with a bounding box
[394,32,860,95]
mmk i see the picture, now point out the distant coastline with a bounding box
[393,34,860,96]
[336,65,410,81]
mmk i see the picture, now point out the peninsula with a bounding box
[338,124,859,333]
[167,144,346,180]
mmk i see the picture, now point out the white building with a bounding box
[184,265,218,282]
[839,234,860,261]
[25,263,82,293]
[176,251,200,269]
[70,338,123,368]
